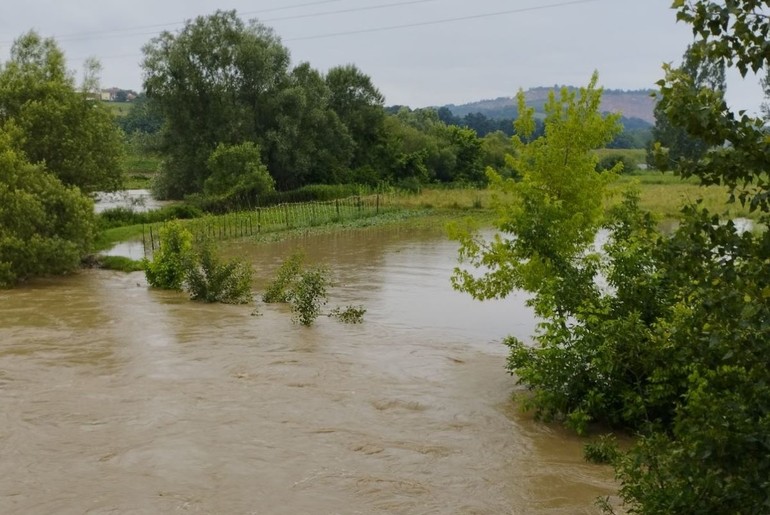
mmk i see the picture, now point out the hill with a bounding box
[443,87,656,125]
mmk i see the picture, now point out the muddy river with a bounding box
[0,225,616,514]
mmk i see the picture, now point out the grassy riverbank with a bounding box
[95,170,753,262]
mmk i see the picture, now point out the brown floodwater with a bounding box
[0,225,616,514]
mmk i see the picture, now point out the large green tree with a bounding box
[451,3,770,513]
[0,31,124,193]
[263,63,354,189]
[143,10,291,198]
[143,11,388,196]
[325,64,387,173]
[611,1,770,512]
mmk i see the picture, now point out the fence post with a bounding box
[376,194,380,214]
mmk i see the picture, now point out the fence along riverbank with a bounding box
[142,194,390,256]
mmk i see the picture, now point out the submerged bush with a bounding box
[262,252,304,303]
[329,305,367,324]
[185,240,253,304]
[143,224,252,303]
[288,267,329,326]
[143,221,193,289]
[262,253,366,326]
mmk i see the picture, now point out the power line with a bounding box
[61,0,603,63]
[1,0,350,44]
[47,0,440,44]
[265,0,438,23]
[286,0,601,41]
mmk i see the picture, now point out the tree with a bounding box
[453,73,620,314]
[451,3,770,511]
[647,41,725,170]
[612,1,770,512]
[263,63,354,189]
[204,141,275,199]
[0,31,125,193]
[325,64,387,172]
[0,125,95,287]
[143,10,291,198]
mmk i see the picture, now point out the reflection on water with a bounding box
[0,225,616,514]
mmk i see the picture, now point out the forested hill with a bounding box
[443,87,656,124]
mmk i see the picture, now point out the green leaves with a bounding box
[0,127,95,287]
[0,31,124,193]
[143,223,253,304]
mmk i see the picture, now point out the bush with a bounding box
[187,183,369,213]
[329,305,366,324]
[584,434,620,465]
[288,267,329,326]
[262,252,304,303]
[0,130,95,287]
[142,221,193,289]
[185,240,253,304]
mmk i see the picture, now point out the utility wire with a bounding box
[60,0,603,63]
[1,0,350,44]
[45,0,440,44]
[287,0,600,41]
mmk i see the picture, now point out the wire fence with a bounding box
[142,194,392,257]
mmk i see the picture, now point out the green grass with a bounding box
[97,255,145,272]
[96,173,760,264]
[613,171,755,220]
[94,224,146,252]
[123,153,161,189]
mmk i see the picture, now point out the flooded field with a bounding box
[0,225,616,514]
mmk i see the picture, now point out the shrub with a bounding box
[584,434,620,465]
[185,240,253,304]
[142,221,193,289]
[288,267,329,326]
[596,153,639,173]
[262,252,304,303]
[329,305,366,324]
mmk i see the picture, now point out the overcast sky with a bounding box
[0,0,765,111]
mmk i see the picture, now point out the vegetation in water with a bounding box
[583,434,620,465]
[96,255,145,273]
[262,253,366,326]
[142,222,193,290]
[184,239,253,304]
[0,129,96,287]
[288,267,330,327]
[262,252,304,304]
[329,305,367,324]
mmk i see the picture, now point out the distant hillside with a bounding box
[444,87,656,125]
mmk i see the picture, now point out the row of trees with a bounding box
[454,1,770,512]
[138,10,511,201]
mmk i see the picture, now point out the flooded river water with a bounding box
[0,225,616,514]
